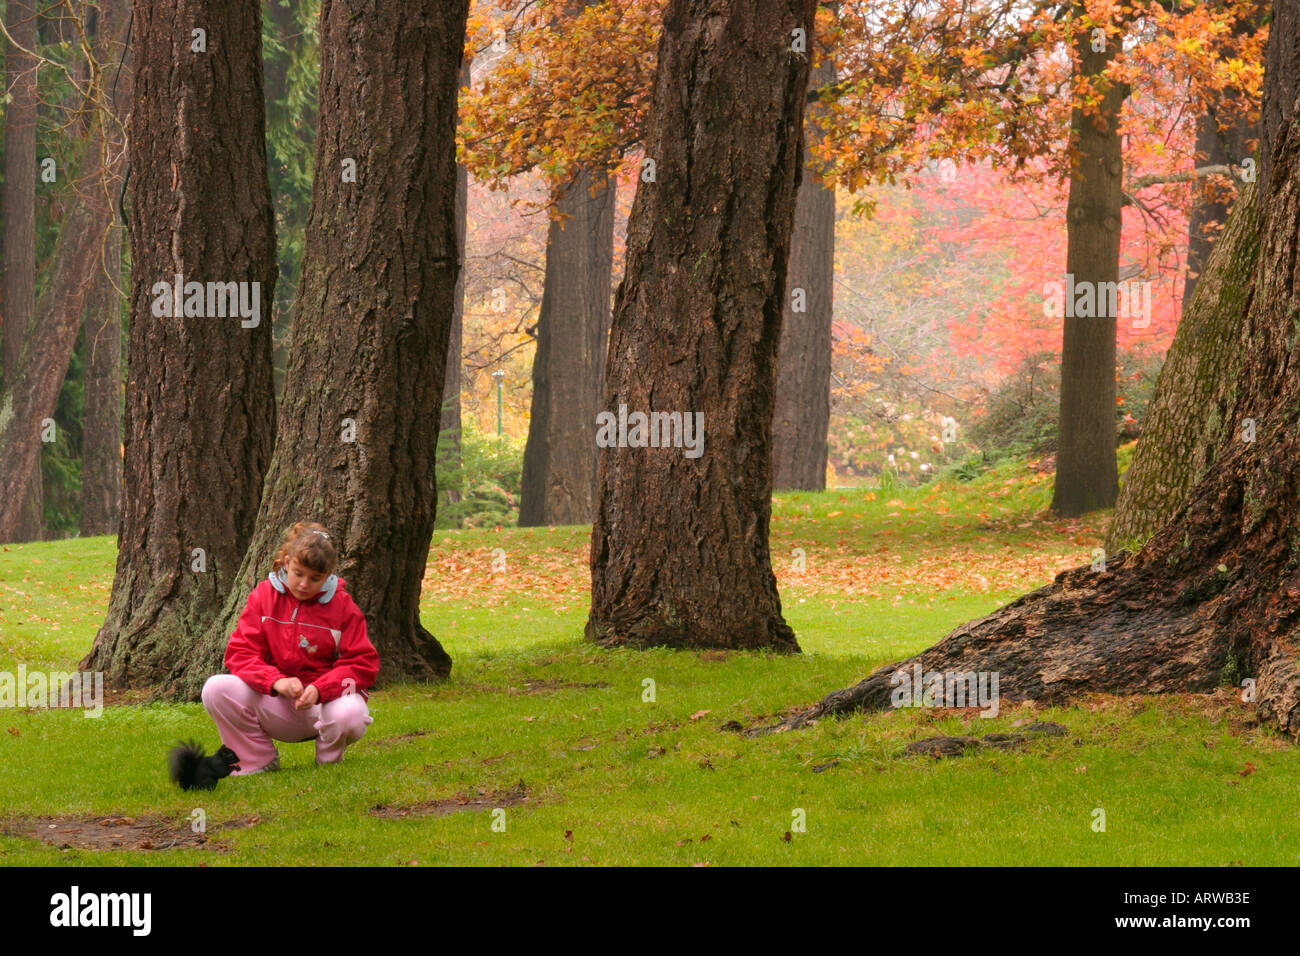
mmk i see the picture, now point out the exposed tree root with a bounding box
[748,547,1300,741]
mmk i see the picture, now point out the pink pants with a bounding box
[201,674,373,774]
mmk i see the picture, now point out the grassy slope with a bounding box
[1,446,1295,866]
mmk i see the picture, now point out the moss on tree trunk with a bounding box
[1106,181,1258,555]
[757,30,1300,741]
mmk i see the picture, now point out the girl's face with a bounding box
[286,557,327,601]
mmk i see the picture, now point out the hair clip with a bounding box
[308,529,330,540]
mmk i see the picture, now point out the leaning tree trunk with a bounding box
[0,149,115,540]
[80,0,278,687]
[0,1,128,543]
[1105,181,1257,554]
[518,168,615,526]
[80,0,130,539]
[585,0,817,652]
[1050,12,1127,517]
[772,55,835,491]
[79,217,124,537]
[159,0,470,700]
[2,0,43,541]
[757,15,1300,739]
[439,54,473,507]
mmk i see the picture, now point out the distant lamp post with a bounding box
[492,369,505,437]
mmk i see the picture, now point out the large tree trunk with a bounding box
[80,0,278,687]
[158,0,469,699]
[1258,0,1299,197]
[2,0,43,541]
[1050,12,1127,517]
[518,168,615,526]
[1106,181,1257,554]
[585,0,817,652]
[757,7,1300,739]
[772,55,835,491]
[439,55,472,508]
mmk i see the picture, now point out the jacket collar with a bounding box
[269,568,339,604]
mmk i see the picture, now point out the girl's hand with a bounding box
[274,677,304,699]
[294,684,320,710]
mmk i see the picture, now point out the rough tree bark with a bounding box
[158,0,470,699]
[757,10,1300,739]
[1051,10,1127,517]
[1112,1,1271,551]
[518,168,615,526]
[772,54,835,491]
[585,0,817,651]
[2,0,43,541]
[1258,0,1299,197]
[1105,181,1257,554]
[80,0,278,686]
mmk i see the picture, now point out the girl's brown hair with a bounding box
[272,521,338,576]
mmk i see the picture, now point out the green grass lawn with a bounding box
[1,447,1296,866]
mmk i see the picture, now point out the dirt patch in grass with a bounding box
[509,679,609,695]
[101,688,154,707]
[0,686,151,716]
[1,814,258,852]
[370,784,531,819]
[374,729,432,747]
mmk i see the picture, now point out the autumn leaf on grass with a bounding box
[1239,762,1256,777]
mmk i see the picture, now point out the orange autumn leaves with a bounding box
[419,499,1106,609]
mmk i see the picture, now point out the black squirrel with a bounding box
[167,740,241,791]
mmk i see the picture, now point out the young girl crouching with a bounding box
[201,521,380,774]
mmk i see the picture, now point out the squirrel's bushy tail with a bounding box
[168,740,241,791]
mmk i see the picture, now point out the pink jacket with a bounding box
[224,569,380,703]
